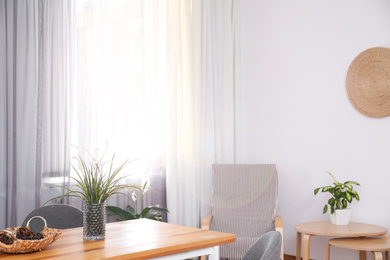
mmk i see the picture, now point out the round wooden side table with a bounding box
[327,237,390,260]
[295,221,387,260]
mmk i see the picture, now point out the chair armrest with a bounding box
[202,214,213,230]
[275,215,284,260]
[275,215,283,231]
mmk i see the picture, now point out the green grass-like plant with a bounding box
[47,153,142,204]
[314,171,360,214]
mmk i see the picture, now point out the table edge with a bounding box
[295,221,387,237]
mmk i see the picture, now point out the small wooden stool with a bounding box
[327,237,390,260]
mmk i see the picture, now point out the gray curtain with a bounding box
[0,0,74,229]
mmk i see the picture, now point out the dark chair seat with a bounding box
[242,231,282,260]
[22,204,83,233]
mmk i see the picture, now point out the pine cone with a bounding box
[32,232,44,240]
[0,233,14,245]
[16,227,33,239]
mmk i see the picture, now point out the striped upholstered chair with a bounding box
[201,164,283,260]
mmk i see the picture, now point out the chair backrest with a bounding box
[210,164,278,260]
[242,231,282,260]
[22,204,83,232]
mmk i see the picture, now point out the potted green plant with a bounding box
[314,171,360,225]
[106,179,169,222]
[47,147,142,240]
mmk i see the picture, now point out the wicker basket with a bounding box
[0,216,62,254]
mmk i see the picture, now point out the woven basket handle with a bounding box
[0,230,17,239]
[26,216,48,231]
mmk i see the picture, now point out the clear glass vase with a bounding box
[83,202,106,240]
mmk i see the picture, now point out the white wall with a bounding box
[240,1,390,259]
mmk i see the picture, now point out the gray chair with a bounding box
[201,164,283,260]
[242,231,282,260]
[22,204,83,233]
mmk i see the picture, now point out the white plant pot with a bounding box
[329,209,351,225]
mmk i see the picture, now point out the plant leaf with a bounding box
[323,204,328,214]
[141,207,152,218]
[148,211,162,217]
[348,190,358,196]
[314,188,321,195]
[327,171,340,184]
[106,206,134,221]
[344,183,353,190]
[345,191,352,203]
[342,199,347,208]
[126,205,136,214]
[344,181,360,186]
[148,206,169,213]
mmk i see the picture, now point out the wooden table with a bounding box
[0,219,236,259]
[295,221,387,260]
[327,237,390,260]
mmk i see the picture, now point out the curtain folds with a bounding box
[164,0,240,227]
[72,0,167,215]
[0,0,73,228]
[0,0,240,229]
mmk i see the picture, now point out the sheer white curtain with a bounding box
[0,0,239,228]
[0,0,74,228]
[164,0,240,227]
[72,0,240,226]
[72,0,167,212]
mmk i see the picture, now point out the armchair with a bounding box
[201,164,283,260]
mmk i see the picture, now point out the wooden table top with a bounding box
[0,219,236,260]
[329,237,390,251]
[295,221,387,237]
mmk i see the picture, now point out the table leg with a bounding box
[326,243,331,260]
[302,234,312,260]
[207,246,220,260]
[381,235,388,260]
[359,250,367,260]
[296,232,301,260]
[373,252,383,260]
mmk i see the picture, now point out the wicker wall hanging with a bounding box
[346,47,390,118]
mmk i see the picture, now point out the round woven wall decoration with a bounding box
[346,47,390,118]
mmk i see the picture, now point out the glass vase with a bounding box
[83,202,106,240]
